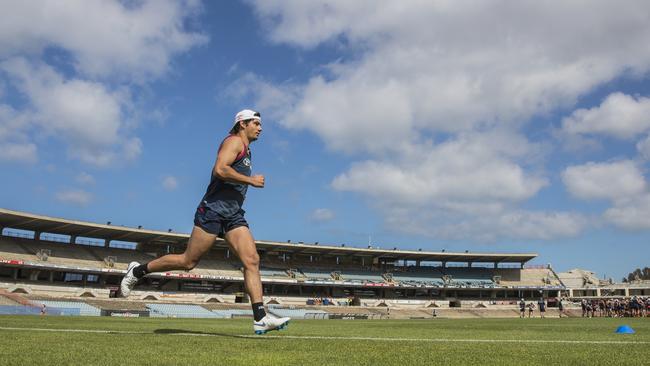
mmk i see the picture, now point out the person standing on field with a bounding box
[538,297,546,318]
[120,109,290,334]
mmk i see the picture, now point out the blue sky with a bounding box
[1,1,650,281]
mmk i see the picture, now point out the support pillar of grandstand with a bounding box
[442,261,447,268]
[468,261,473,268]
[12,268,18,280]
[104,239,110,248]
[493,262,498,269]
[35,231,41,240]
[596,288,601,297]
[49,271,54,283]
[70,235,77,244]
[624,288,630,297]
[520,262,524,269]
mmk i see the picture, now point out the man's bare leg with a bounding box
[120,226,215,297]
[223,225,290,334]
[146,226,217,272]
[224,226,262,303]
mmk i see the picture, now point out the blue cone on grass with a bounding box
[615,325,635,334]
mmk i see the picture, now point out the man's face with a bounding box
[244,119,262,141]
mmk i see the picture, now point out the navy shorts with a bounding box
[194,203,248,238]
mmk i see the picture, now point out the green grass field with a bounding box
[0,315,648,365]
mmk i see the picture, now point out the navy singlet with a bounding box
[200,135,252,216]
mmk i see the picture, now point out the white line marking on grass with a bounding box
[250,335,650,345]
[1,327,647,345]
[0,326,149,335]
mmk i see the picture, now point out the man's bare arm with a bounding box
[213,138,264,188]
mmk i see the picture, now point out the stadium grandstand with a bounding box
[1,208,648,319]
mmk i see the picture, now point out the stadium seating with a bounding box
[299,269,334,281]
[192,259,244,278]
[442,267,495,287]
[339,271,386,283]
[0,294,20,305]
[260,267,289,278]
[36,300,101,316]
[0,305,43,315]
[210,309,253,318]
[496,268,561,287]
[147,303,220,318]
[85,246,156,270]
[267,307,328,319]
[390,270,445,287]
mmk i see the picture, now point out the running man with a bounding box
[120,109,290,334]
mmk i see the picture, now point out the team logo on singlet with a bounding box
[243,158,251,167]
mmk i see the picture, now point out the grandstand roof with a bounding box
[0,208,536,264]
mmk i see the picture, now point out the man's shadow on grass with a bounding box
[154,328,272,340]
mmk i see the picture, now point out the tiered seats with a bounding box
[391,267,445,286]
[192,259,243,278]
[496,268,560,287]
[339,271,385,283]
[210,309,253,318]
[0,237,42,262]
[0,295,19,305]
[268,306,328,319]
[83,299,149,311]
[260,268,289,278]
[86,246,156,270]
[147,303,220,318]
[300,269,334,280]
[390,272,444,287]
[0,237,102,269]
[37,300,101,316]
[442,267,494,287]
[0,305,42,315]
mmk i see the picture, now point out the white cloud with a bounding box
[0,1,206,168]
[310,208,334,222]
[562,160,646,201]
[333,132,547,206]
[562,93,650,139]
[0,142,37,163]
[604,194,650,230]
[238,1,650,240]
[75,172,95,185]
[248,1,650,152]
[329,132,563,240]
[637,134,650,160]
[388,209,587,242]
[55,189,92,206]
[563,160,650,230]
[162,175,179,191]
[0,103,35,163]
[0,0,208,81]
[1,58,140,166]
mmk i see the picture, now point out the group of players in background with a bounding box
[518,296,650,318]
[580,297,649,318]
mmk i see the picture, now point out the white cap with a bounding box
[234,109,261,124]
